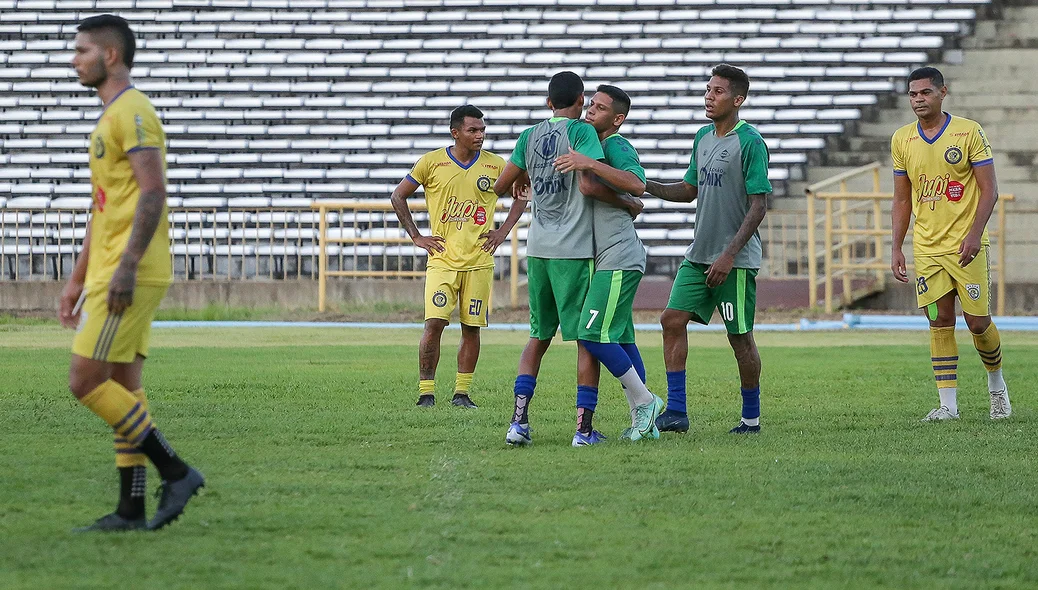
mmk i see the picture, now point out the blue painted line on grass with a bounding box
[151,314,1038,331]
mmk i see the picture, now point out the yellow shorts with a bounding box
[425,266,493,327]
[915,246,990,316]
[72,284,169,363]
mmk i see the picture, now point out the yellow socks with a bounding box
[972,323,1002,372]
[81,380,154,448]
[930,326,958,412]
[419,380,435,395]
[455,373,473,394]
[115,388,149,468]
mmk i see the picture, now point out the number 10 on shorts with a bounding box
[719,301,735,322]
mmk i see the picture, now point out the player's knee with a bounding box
[68,369,100,399]
[424,319,448,335]
[964,314,991,334]
[660,310,686,333]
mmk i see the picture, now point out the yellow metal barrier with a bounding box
[312,201,523,312]
[806,162,1012,314]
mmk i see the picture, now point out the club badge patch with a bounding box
[944,145,963,165]
[966,283,981,301]
[476,175,492,192]
[432,290,448,308]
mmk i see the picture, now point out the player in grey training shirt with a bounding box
[644,64,773,435]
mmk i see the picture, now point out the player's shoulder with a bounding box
[603,133,637,153]
[891,120,919,141]
[693,124,713,141]
[734,122,768,154]
[565,118,597,134]
[417,146,449,165]
[948,114,985,133]
[117,87,157,113]
[478,149,506,169]
[735,121,764,139]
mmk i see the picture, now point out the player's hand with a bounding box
[480,228,508,254]
[706,252,735,288]
[412,234,446,255]
[59,280,84,329]
[623,195,644,218]
[553,148,595,174]
[958,234,982,267]
[107,260,137,315]
[514,170,531,200]
[891,248,908,283]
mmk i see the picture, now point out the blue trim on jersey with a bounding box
[126,146,159,154]
[446,146,480,170]
[893,170,908,176]
[971,158,994,167]
[917,112,951,145]
[97,85,134,121]
[404,174,420,186]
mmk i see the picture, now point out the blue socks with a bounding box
[576,385,598,412]
[666,370,687,414]
[620,343,646,383]
[580,340,633,378]
[512,375,536,424]
[741,386,760,422]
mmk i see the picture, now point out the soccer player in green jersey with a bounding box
[644,64,773,434]
[554,85,661,444]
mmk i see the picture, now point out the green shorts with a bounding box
[578,269,642,344]
[666,260,757,335]
[527,256,594,341]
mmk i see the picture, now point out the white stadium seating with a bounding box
[0,0,991,279]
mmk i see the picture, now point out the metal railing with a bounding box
[806,162,1012,313]
[312,200,526,312]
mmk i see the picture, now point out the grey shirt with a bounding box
[510,117,605,259]
[593,133,647,272]
[682,120,773,269]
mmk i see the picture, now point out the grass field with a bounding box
[2,324,1037,589]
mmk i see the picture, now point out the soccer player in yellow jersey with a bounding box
[391,105,525,408]
[60,15,204,531]
[891,67,1011,422]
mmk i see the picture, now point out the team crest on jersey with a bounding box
[476,175,492,192]
[93,135,105,159]
[966,283,981,301]
[534,129,561,162]
[944,146,963,165]
[432,290,448,308]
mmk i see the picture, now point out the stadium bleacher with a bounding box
[0,0,992,279]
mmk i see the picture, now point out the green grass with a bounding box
[1,327,1036,589]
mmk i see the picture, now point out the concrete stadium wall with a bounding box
[4,279,1038,314]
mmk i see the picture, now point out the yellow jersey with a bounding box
[87,87,172,289]
[407,147,505,271]
[890,113,994,256]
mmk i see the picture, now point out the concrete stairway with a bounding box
[792,1,1038,282]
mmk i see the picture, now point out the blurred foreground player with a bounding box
[62,14,204,531]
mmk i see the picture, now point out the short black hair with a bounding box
[909,66,945,88]
[450,104,484,130]
[711,63,749,98]
[548,71,584,110]
[78,14,136,68]
[596,84,632,116]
